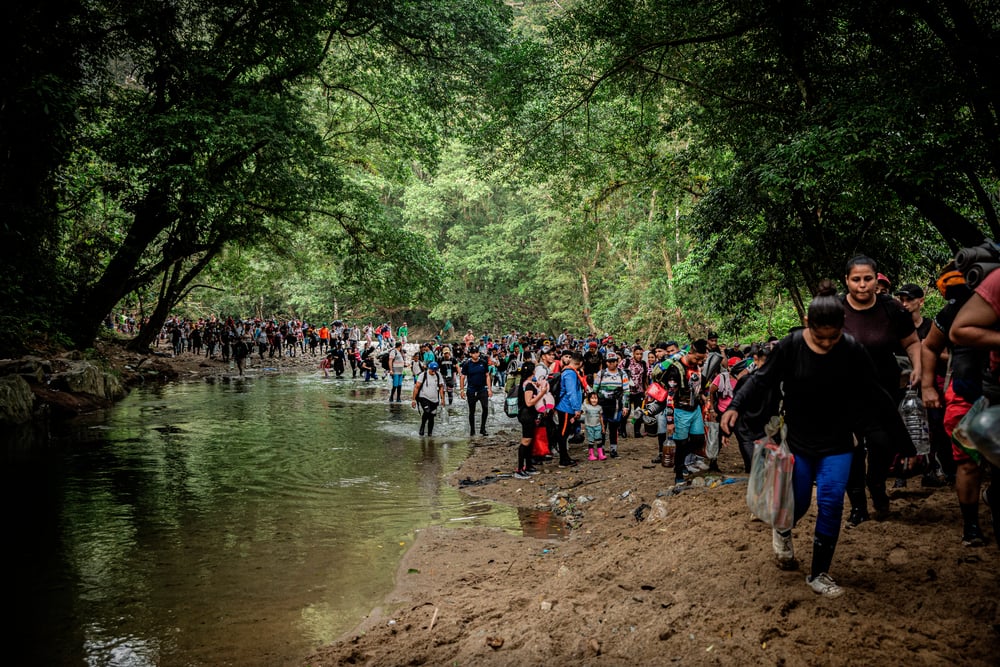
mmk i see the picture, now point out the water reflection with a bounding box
[3,374,561,667]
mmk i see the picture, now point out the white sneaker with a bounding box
[772,529,797,569]
[689,457,711,472]
[806,573,844,598]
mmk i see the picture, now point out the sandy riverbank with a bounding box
[303,426,1000,666]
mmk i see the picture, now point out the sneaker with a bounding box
[772,529,797,570]
[690,459,710,472]
[558,460,578,468]
[513,470,530,480]
[480,430,488,437]
[962,525,985,547]
[469,429,476,437]
[418,427,425,436]
[892,478,906,489]
[609,449,619,458]
[525,467,540,475]
[845,508,870,529]
[806,573,844,598]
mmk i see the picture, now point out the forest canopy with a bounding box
[2,0,997,355]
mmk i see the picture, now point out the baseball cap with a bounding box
[606,352,618,361]
[896,283,925,299]
[877,273,891,287]
[428,361,439,370]
[728,356,741,368]
[707,331,719,340]
[589,341,598,348]
[539,345,553,355]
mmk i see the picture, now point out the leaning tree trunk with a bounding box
[69,190,173,349]
[127,243,223,352]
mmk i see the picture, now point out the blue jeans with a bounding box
[792,450,854,540]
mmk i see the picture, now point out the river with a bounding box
[3,373,553,666]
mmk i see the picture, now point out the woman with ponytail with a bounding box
[721,280,896,598]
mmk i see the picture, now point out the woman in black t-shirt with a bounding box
[722,281,894,598]
[841,256,920,526]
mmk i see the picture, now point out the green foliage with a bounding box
[6,0,1000,356]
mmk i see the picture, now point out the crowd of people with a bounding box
[382,250,1000,601]
[121,245,999,601]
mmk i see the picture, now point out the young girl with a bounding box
[583,392,607,461]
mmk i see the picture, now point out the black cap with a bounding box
[707,331,719,340]
[896,283,925,299]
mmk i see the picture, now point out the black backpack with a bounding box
[378,351,390,370]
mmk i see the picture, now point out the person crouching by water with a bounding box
[721,280,905,598]
[412,362,446,437]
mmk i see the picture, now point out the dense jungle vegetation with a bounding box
[3,0,999,355]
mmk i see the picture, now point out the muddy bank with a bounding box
[307,431,1000,666]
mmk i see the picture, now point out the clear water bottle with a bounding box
[899,388,931,455]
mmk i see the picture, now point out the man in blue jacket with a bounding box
[554,352,585,467]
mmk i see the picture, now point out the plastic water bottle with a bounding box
[899,388,931,455]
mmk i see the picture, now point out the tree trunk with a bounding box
[887,177,986,251]
[580,271,598,337]
[127,244,222,352]
[69,189,173,349]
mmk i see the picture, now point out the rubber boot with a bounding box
[588,448,597,461]
[597,447,607,461]
[810,533,838,579]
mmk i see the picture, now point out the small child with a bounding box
[582,392,607,461]
[320,353,333,378]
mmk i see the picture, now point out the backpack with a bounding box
[378,351,390,370]
[546,370,562,403]
[504,383,521,418]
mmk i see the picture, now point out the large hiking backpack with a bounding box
[378,351,390,370]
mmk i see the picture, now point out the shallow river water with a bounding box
[4,374,553,666]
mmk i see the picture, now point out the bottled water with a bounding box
[899,388,931,455]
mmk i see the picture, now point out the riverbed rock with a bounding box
[50,361,126,402]
[0,374,35,425]
[0,357,53,383]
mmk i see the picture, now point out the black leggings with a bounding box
[847,428,893,512]
[418,397,439,435]
[467,389,489,433]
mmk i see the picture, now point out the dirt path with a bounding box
[305,428,1000,666]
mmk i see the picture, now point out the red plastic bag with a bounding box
[532,425,550,457]
[746,432,795,531]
